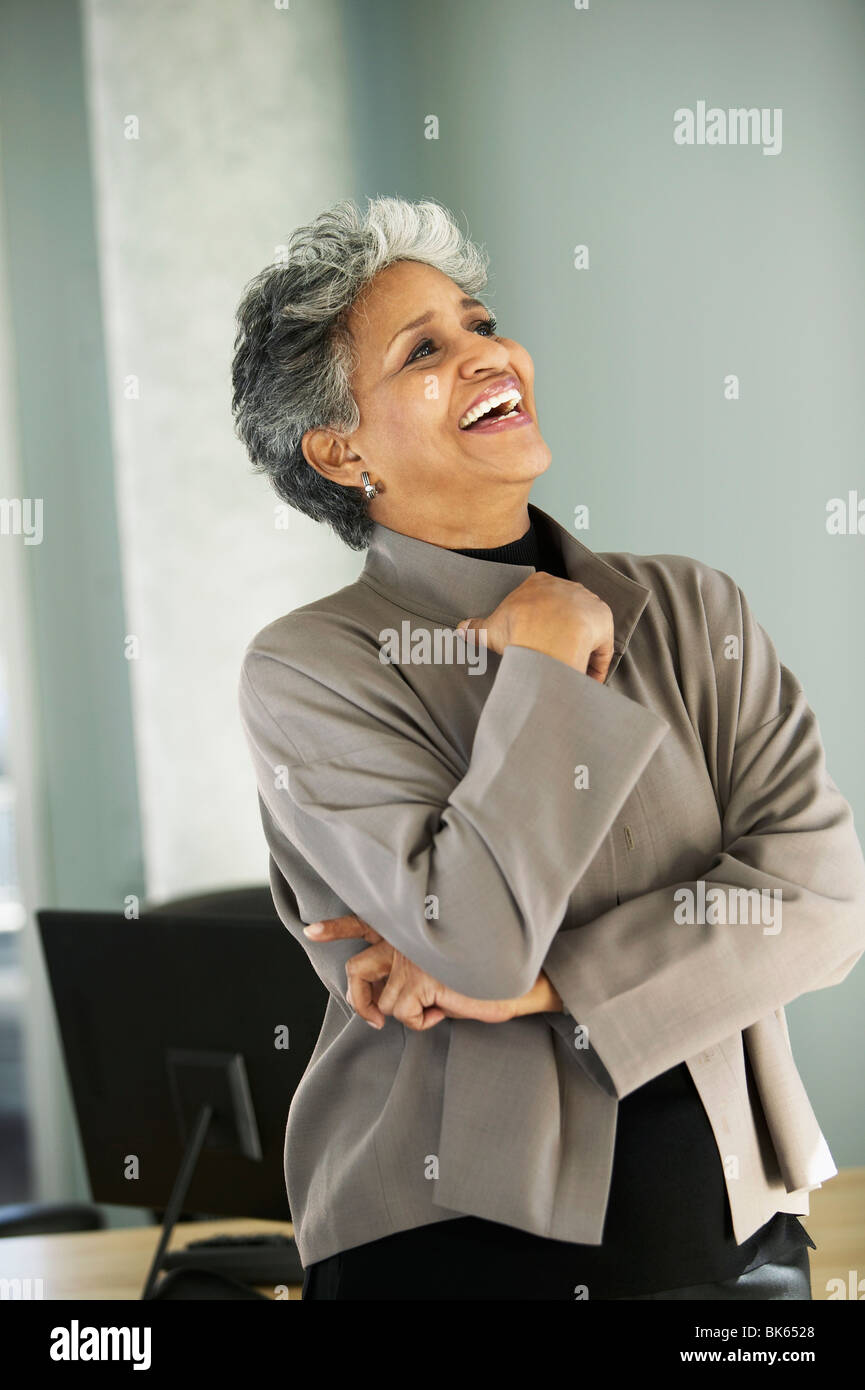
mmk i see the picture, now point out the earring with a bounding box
[361,471,378,500]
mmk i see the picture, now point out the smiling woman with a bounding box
[231,195,865,1301]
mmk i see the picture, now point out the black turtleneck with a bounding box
[450,519,571,580]
[450,522,543,570]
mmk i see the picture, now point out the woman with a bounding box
[232,196,865,1300]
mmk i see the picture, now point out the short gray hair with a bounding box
[231,195,491,549]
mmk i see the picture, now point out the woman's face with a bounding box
[302,259,552,544]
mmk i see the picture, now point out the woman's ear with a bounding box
[301,426,363,484]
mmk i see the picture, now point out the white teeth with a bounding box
[459,388,522,429]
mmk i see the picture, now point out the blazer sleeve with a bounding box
[239,640,669,1001]
[539,560,865,1099]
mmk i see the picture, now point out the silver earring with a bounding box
[361,471,378,500]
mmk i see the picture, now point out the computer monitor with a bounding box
[36,903,328,1227]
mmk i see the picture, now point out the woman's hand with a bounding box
[358,945,522,1030]
[457,571,615,681]
[303,914,563,1030]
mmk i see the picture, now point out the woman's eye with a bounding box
[405,317,498,365]
[407,337,436,363]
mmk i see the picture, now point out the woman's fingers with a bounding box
[376,959,407,1016]
[377,955,449,1031]
[344,941,393,1027]
[304,913,383,943]
[419,1007,446,1028]
[341,938,511,1034]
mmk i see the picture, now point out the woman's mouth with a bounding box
[458,390,532,434]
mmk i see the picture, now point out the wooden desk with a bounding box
[0,1217,302,1300]
[805,1166,865,1300]
[1,1169,862,1300]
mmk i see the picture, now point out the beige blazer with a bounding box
[238,501,865,1268]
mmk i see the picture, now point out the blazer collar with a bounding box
[359,502,653,678]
